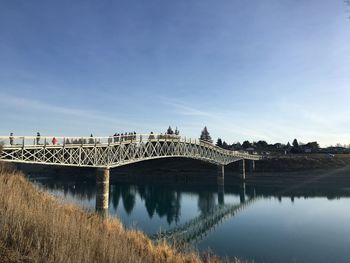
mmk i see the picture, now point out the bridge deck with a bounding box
[0,134,261,168]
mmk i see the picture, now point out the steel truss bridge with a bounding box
[0,134,261,214]
[0,134,261,168]
[152,197,260,244]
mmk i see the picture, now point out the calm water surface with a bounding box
[32,173,350,263]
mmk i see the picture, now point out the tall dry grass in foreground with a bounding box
[0,163,244,263]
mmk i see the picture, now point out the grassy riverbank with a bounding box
[0,163,243,263]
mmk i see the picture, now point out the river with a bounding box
[30,168,350,263]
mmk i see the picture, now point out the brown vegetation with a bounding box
[0,163,245,263]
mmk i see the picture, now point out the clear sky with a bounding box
[0,0,349,146]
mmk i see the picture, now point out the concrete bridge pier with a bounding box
[96,167,110,217]
[217,165,225,185]
[249,160,255,173]
[239,159,245,180]
[217,165,225,205]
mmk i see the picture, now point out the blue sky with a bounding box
[0,0,349,146]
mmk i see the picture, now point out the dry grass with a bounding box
[0,163,246,263]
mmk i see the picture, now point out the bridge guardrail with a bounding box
[0,134,261,160]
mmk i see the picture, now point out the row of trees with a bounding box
[166,126,214,144]
[214,136,322,153]
[165,126,180,135]
[163,126,349,154]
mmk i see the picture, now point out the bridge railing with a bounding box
[0,134,259,158]
[0,134,182,147]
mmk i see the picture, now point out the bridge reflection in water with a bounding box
[151,196,259,245]
[33,173,350,248]
[33,174,258,244]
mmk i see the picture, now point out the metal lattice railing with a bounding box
[0,134,261,168]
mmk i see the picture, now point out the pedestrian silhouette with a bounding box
[9,132,14,145]
[36,132,41,145]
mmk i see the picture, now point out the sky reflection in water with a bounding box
[34,176,350,263]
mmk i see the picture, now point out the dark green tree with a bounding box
[174,127,180,135]
[232,142,242,150]
[216,138,223,147]
[292,139,299,148]
[166,126,174,135]
[242,140,252,149]
[255,140,268,149]
[200,126,213,143]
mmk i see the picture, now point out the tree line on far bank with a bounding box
[215,136,350,154]
[197,127,348,154]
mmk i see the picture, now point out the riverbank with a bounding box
[0,163,244,263]
[256,154,350,172]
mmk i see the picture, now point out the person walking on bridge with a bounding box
[52,137,57,145]
[148,132,154,140]
[36,132,41,145]
[89,134,94,144]
[9,132,14,146]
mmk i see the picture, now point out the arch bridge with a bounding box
[0,134,261,214]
